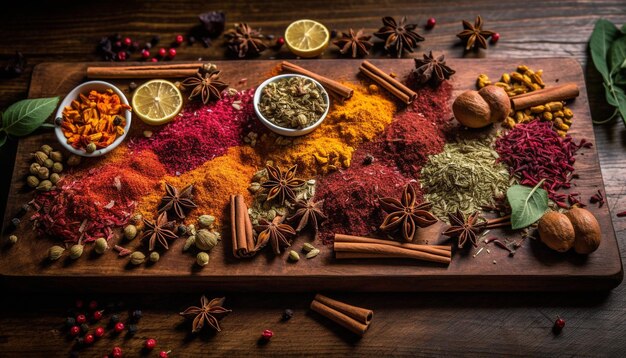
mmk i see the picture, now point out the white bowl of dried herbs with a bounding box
[254,74,330,136]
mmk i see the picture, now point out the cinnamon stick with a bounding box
[281,61,353,100]
[334,242,451,264]
[87,67,199,79]
[359,60,417,105]
[335,234,451,256]
[510,83,579,110]
[230,194,256,258]
[310,294,373,336]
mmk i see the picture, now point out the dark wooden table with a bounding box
[1,1,626,356]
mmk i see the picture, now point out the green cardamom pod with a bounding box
[302,243,315,253]
[66,154,82,167]
[183,235,196,252]
[195,229,220,251]
[37,166,49,180]
[196,252,209,266]
[288,250,300,262]
[36,180,53,192]
[26,175,40,188]
[187,224,197,236]
[69,244,84,260]
[29,162,41,175]
[49,151,63,162]
[86,142,97,154]
[50,173,61,185]
[124,225,138,240]
[94,238,108,254]
[39,144,53,156]
[305,248,320,259]
[52,162,63,173]
[197,215,216,229]
[48,245,65,260]
[33,151,48,165]
[130,251,145,265]
[43,158,54,169]
[149,251,160,262]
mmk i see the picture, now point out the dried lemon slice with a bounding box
[284,19,329,58]
[132,79,183,125]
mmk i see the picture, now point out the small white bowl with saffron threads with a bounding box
[54,80,132,157]
[253,74,330,137]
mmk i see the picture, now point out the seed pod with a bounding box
[94,238,108,254]
[124,225,138,240]
[48,245,65,260]
[197,215,216,229]
[149,251,160,262]
[183,235,196,251]
[530,105,545,114]
[29,162,41,175]
[302,243,316,253]
[69,244,84,259]
[40,144,53,156]
[49,151,63,162]
[195,229,220,251]
[50,173,61,185]
[130,251,145,265]
[563,108,574,119]
[86,142,97,154]
[43,158,54,168]
[66,154,82,167]
[8,235,18,244]
[288,250,300,262]
[37,167,50,179]
[36,180,53,191]
[26,175,40,188]
[196,252,209,266]
[52,162,63,173]
[33,151,48,165]
[305,248,320,259]
[542,112,553,121]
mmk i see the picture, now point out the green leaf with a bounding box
[0,97,59,137]
[590,19,620,83]
[507,181,549,230]
[622,23,626,34]
[604,82,619,107]
[609,35,626,74]
[612,85,626,125]
[0,130,6,148]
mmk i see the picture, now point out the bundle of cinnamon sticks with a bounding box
[87,63,203,79]
[333,234,451,265]
[230,194,256,258]
[359,60,417,105]
[310,294,373,336]
[281,61,353,100]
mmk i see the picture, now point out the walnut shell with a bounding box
[565,207,601,254]
[452,90,492,128]
[538,211,575,252]
[478,85,511,123]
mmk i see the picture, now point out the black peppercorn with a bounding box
[363,154,374,165]
[65,317,76,328]
[113,115,124,126]
[330,29,338,38]
[74,337,84,345]
[176,225,188,236]
[128,82,137,92]
[188,35,196,44]
[127,323,138,336]
[11,218,20,227]
[144,42,152,50]
[281,309,294,321]
[109,314,120,327]
[80,323,89,333]
[151,35,160,45]
[266,34,275,41]
[131,309,142,321]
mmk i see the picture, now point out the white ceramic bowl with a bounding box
[54,81,131,157]
[253,74,330,137]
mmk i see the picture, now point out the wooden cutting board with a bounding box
[0,58,622,292]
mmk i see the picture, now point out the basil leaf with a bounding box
[612,85,626,125]
[0,131,6,147]
[0,97,59,137]
[507,181,549,230]
[590,19,620,83]
[609,35,626,74]
[604,82,619,107]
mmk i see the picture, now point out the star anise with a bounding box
[287,198,327,236]
[333,28,373,58]
[254,216,296,255]
[379,183,438,242]
[181,65,229,104]
[142,211,178,251]
[261,165,305,205]
[456,15,495,51]
[374,16,424,58]
[224,22,267,58]
[442,209,487,248]
[412,51,456,87]
[180,295,231,333]
[158,182,197,219]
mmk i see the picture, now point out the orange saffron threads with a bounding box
[61,88,131,151]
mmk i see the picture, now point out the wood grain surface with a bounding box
[1,0,626,356]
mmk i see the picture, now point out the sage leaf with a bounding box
[0,97,59,137]
[507,181,549,230]
[590,19,619,83]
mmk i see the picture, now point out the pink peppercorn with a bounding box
[158,48,167,57]
[168,48,177,58]
[491,33,500,44]
[426,17,436,29]
[262,329,273,340]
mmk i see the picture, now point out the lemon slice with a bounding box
[132,79,183,125]
[284,19,330,58]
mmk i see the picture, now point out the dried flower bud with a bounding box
[195,229,220,251]
[40,144,53,156]
[29,162,41,175]
[43,158,54,169]
[33,151,48,165]
[48,245,65,260]
[36,180,53,191]
[288,250,300,262]
[124,225,138,240]
[86,142,97,154]
[197,215,216,229]
[196,252,210,266]
[8,235,18,244]
[52,162,64,173]
[69,244,84,260]
[302,243,315,253]
[49,151,63,162]
[94,238,108,254]
[149,251,160,262]
[50,173,61,185]
[183,235,195,251]
[37,166,50,180]
[66,154,82,167]
[130,251,145,265]
[26,175,40,188]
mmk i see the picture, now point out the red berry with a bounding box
[145,338,157,350]
[94,326,105,337]
[84,334,95,344]
[168,48,177,58]
[141,49,151,59]
[426,17,436,29]
[159,351,170,358]
[75,299,84,309]
[76,314,87,324]
[151,58,158,63]
[114,322,125,332]
[117,51,127,61]
[175,35,184,44]
[277,37,285,45]
[111,346,123,358]
[554,317,566,330]
[123,37,132,47]
[93,310,103,321]
[491,32,500,44]
[88,300,98,310]
[262,329,273,340]
[158,48,167,57]
[114,41,122,49]
[69,325,80,336]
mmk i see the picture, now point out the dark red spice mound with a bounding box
[129,89,255,174]
[30,152,165,243]
[495,121,592,207]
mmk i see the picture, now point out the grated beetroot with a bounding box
[495,121,592,207]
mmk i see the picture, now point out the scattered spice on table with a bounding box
[590,189,605,208]
[495,120,592,207]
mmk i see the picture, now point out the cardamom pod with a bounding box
[69,244,84,260]
[196,252,210,266]
[43,158,54,169]
[86,142,97,154]
[48,245,65,260]
[50,173,61,185]
[124,225,138,240]
[29,162,41,175]
[195,229,220,251]
[149,251,160,262]
[183,235,196,251]
[49,151,63,162]
[26,175,40,188]
[187,224,197,236]
[33,151,48,165]
[40,144,53,156]
[94,238,108,254]
[37,167,50,180]
[197,215,216,229]
[66,154,82,167]
[288,250,300,262]
[305,248,320,259]
[302,242,315,253]
[52,162,64,173]
[130,251,145,265]
[36,180,53,191]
